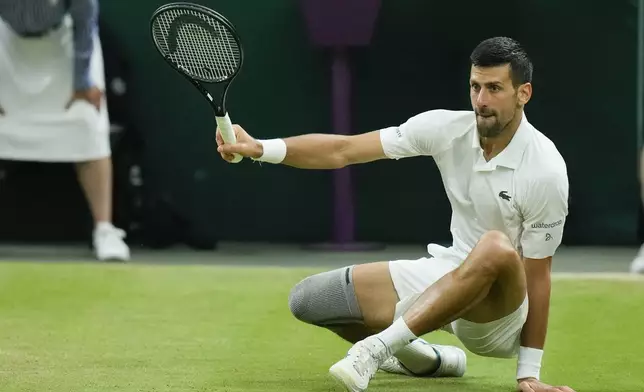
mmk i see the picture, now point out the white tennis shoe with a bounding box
[630,244,644,274]
[329,336,389,392]
[379,339,467,378]
[93,223,130,261]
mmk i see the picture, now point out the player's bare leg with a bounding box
[328,230,526,391]
[402,231,526,332]
[289,262,463,379]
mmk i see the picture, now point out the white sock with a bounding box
[374,317,418,356]
[95,221,113,232]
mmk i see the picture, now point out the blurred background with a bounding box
[0,0,641,256]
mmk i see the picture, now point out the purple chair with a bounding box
[301,0,384,250]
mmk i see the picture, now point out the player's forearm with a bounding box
[516,271,551,381]
[520,272,551,349]
[263,134,352,169]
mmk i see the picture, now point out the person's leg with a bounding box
[289,259,463,377]
[328,230,527,390]
[399,231,526,335]
[75,156,130,261]
[288,262,398,342]
[75,157,112,224]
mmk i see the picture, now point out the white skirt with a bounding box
[0,15,111,162]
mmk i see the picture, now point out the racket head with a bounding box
[150,2,244,84]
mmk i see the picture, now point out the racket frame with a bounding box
[149,2,244,162]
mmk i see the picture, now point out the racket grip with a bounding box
[216,113,243,163]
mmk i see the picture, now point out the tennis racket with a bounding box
[150,2,244,163]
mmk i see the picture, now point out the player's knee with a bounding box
[287,266,363,326]
[288,277,314,323]
[475,230,521,274]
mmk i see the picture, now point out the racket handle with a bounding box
[216,113,243,163]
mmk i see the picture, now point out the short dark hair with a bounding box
[470,37,533,86]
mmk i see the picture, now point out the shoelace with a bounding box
[379,357,406,374]
[351,341,384,380]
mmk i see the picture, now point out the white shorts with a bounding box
[389,256,529,359]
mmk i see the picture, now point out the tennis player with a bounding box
[0,0,129,261]
[217,37,574,392]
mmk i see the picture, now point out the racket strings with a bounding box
[152,8,241,82]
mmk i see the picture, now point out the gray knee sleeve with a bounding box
[288,265,363,326]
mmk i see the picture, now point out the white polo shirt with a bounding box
[379,109,569,262]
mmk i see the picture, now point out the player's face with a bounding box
[469,64,530,138]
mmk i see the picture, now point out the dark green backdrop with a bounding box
[2,0,639,246]
[100,0,640,245]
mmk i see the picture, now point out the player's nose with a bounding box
[475,90,492,106]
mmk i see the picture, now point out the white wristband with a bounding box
[516,346,543,381]
[254,138,287,164]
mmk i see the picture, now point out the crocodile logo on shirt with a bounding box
[498,191,511,201]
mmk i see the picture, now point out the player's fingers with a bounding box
[217,143,247,155]
[215,129,224,146]
[221,152,235,162]
[557,387,575,392]
[218,149,233,161]
[232,124,244,137]
[516,382,535,392]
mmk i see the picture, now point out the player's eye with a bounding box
[489,85,501,92]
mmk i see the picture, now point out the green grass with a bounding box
[0,262,642,391]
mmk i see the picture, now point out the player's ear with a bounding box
[517,82,532,105]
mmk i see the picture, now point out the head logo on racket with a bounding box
[150,2,245,163]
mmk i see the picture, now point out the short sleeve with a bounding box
[379,109,473,159]
[519,171,569,259]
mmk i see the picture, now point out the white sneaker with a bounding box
[379,339,467,377]
[93,223,130,261]
[379,357,415,376]
[630,244,644,274]
[427,344,467,377]
[631,257,644,274]
[329,336,389,392]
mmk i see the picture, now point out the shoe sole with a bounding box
[97,256,130,262]
[96,252,131,262]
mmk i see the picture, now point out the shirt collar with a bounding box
[471,112,532,170]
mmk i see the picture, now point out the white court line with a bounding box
[552,272,644,281]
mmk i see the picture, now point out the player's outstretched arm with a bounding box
[516,169,574,392]
[216,124,386,169]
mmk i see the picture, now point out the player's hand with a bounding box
[216,124,263,162]
[66,86,103,111]
[517,378,576,392]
